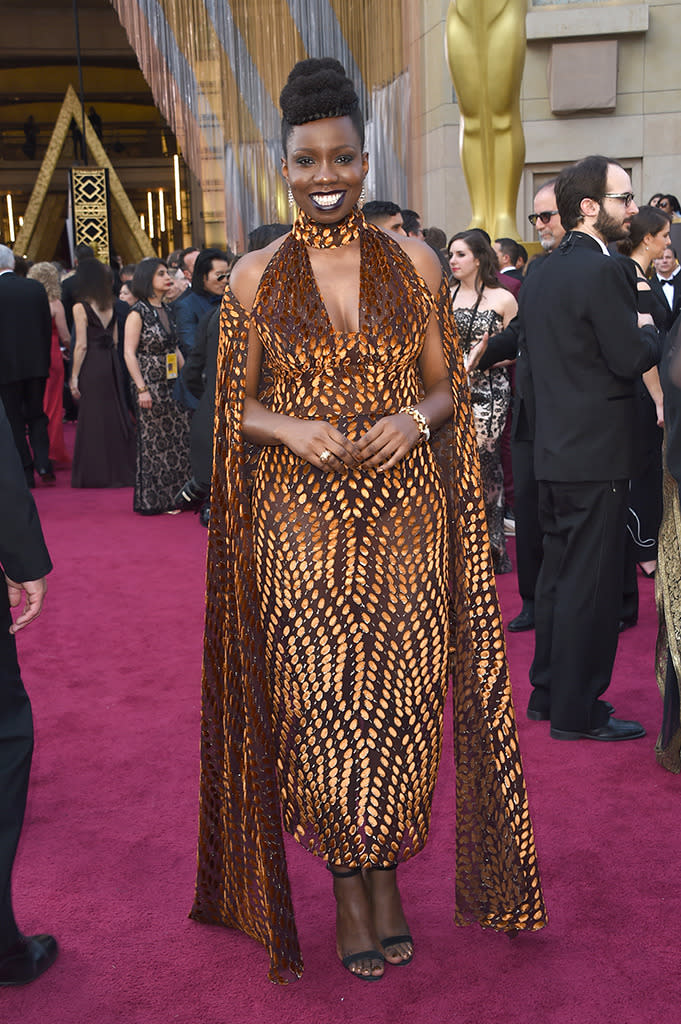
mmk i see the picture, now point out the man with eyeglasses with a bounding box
[471,180,565,633]
[521,155,661,742]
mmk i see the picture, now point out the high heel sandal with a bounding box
[327,864,385,982]
[368,865,414,966]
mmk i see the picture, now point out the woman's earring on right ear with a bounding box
[288,185,295,208]
[359,185,367,209]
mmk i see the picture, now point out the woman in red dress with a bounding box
[27,262,70,466]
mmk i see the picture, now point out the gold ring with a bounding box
[320,449,332,462]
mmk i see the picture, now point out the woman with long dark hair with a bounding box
[190,58,545,983]
[124,258,191,513]
[617,206,671,580]
[448,229,517,572]
[70,259,134,488]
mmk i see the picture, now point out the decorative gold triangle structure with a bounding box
[14,84,154,262]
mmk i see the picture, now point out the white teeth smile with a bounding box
[312,192,344,208]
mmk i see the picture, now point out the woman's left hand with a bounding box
[356,413,421,471]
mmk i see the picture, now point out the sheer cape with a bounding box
[190,212,547,981]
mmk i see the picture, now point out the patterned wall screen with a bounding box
[70,167,112,263]
[108,0,406,250]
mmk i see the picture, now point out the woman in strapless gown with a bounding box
[448,230,518,573]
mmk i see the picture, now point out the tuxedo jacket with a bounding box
[477,254,553,441]
[521,231,661,482]
[650,271,681,332]
[0,398,52,583]
[0,272,52,383]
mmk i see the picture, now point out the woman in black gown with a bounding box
[70,260,135,488]
[617,206,671,583]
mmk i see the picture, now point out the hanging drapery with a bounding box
[109,0,407,251]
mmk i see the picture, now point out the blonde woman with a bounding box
[27,262,71,466]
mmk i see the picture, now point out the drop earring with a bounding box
[288,185,295,208]
[358,185,366,209]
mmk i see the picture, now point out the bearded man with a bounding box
[522,155,661,742]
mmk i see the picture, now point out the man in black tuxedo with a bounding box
[650,245,681,331]
[0,245,53,487]
[473,182,565,632]
[0,397,57,985]
[522,155,661,741]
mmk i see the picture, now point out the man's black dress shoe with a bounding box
[37,469,56,485]
[0,934,58,986]
[618,617,637,632]
[508,602,535,632]
[550,717,645,742]
[527,700,615,722]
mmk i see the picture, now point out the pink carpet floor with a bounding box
[4,436,680,1023]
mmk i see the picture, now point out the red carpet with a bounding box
[5,437,679,1023]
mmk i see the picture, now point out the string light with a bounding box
[140,213,146,231]
[147,191,154,238]
[173,154,182,220]
[6,194,15,243]
[158,189,166,233]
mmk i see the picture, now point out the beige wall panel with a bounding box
[644,113,681,156]
[522,44,551,102]
[617,37,645,96]
[521,98,555,121]
[617,93,644,117]
[524,115,644,164]
[643,5,681,92]
[643,155,681,196]
[645,90,681,115]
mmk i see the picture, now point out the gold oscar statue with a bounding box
[446,0,526,239]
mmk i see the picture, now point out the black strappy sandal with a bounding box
[328,864,385,982]
[369,865,414,966]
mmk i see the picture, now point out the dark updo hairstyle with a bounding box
[617,205,671,257]
[447,230,500,296]
[75,257,114,308]
[191,248,232,298]
[280,58,364,154]
[131,257,167,301]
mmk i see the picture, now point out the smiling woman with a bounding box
[190,57,546,983]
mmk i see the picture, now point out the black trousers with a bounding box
[0,378,50,477]
[0,589,34,950]
[510,438,543,601]
[528,479,628,732]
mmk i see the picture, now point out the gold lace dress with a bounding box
[191,208,546,980]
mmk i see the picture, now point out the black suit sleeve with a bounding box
[182,308,218,400]
[0,399,52,582]
[476,317,520,371]
[589,258,662,376]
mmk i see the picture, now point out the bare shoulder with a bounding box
[229,233,290,312]
[392,235,443,296]
[489,284,518,318]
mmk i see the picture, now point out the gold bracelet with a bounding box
[137,385,149,394]
[400,405,430,441]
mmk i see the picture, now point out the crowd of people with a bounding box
[1,54,680,989]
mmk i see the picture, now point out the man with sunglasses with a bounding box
[471,181,565,633]
[522,155,661,742]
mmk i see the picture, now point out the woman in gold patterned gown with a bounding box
[191,58,546,982]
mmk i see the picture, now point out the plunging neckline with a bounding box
[301,239,364,337]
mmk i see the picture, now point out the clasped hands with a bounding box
[283,413,422,473]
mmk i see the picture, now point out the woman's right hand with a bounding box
[138,390,153,410]
[70,381,80,401]
[279,417,360,471]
